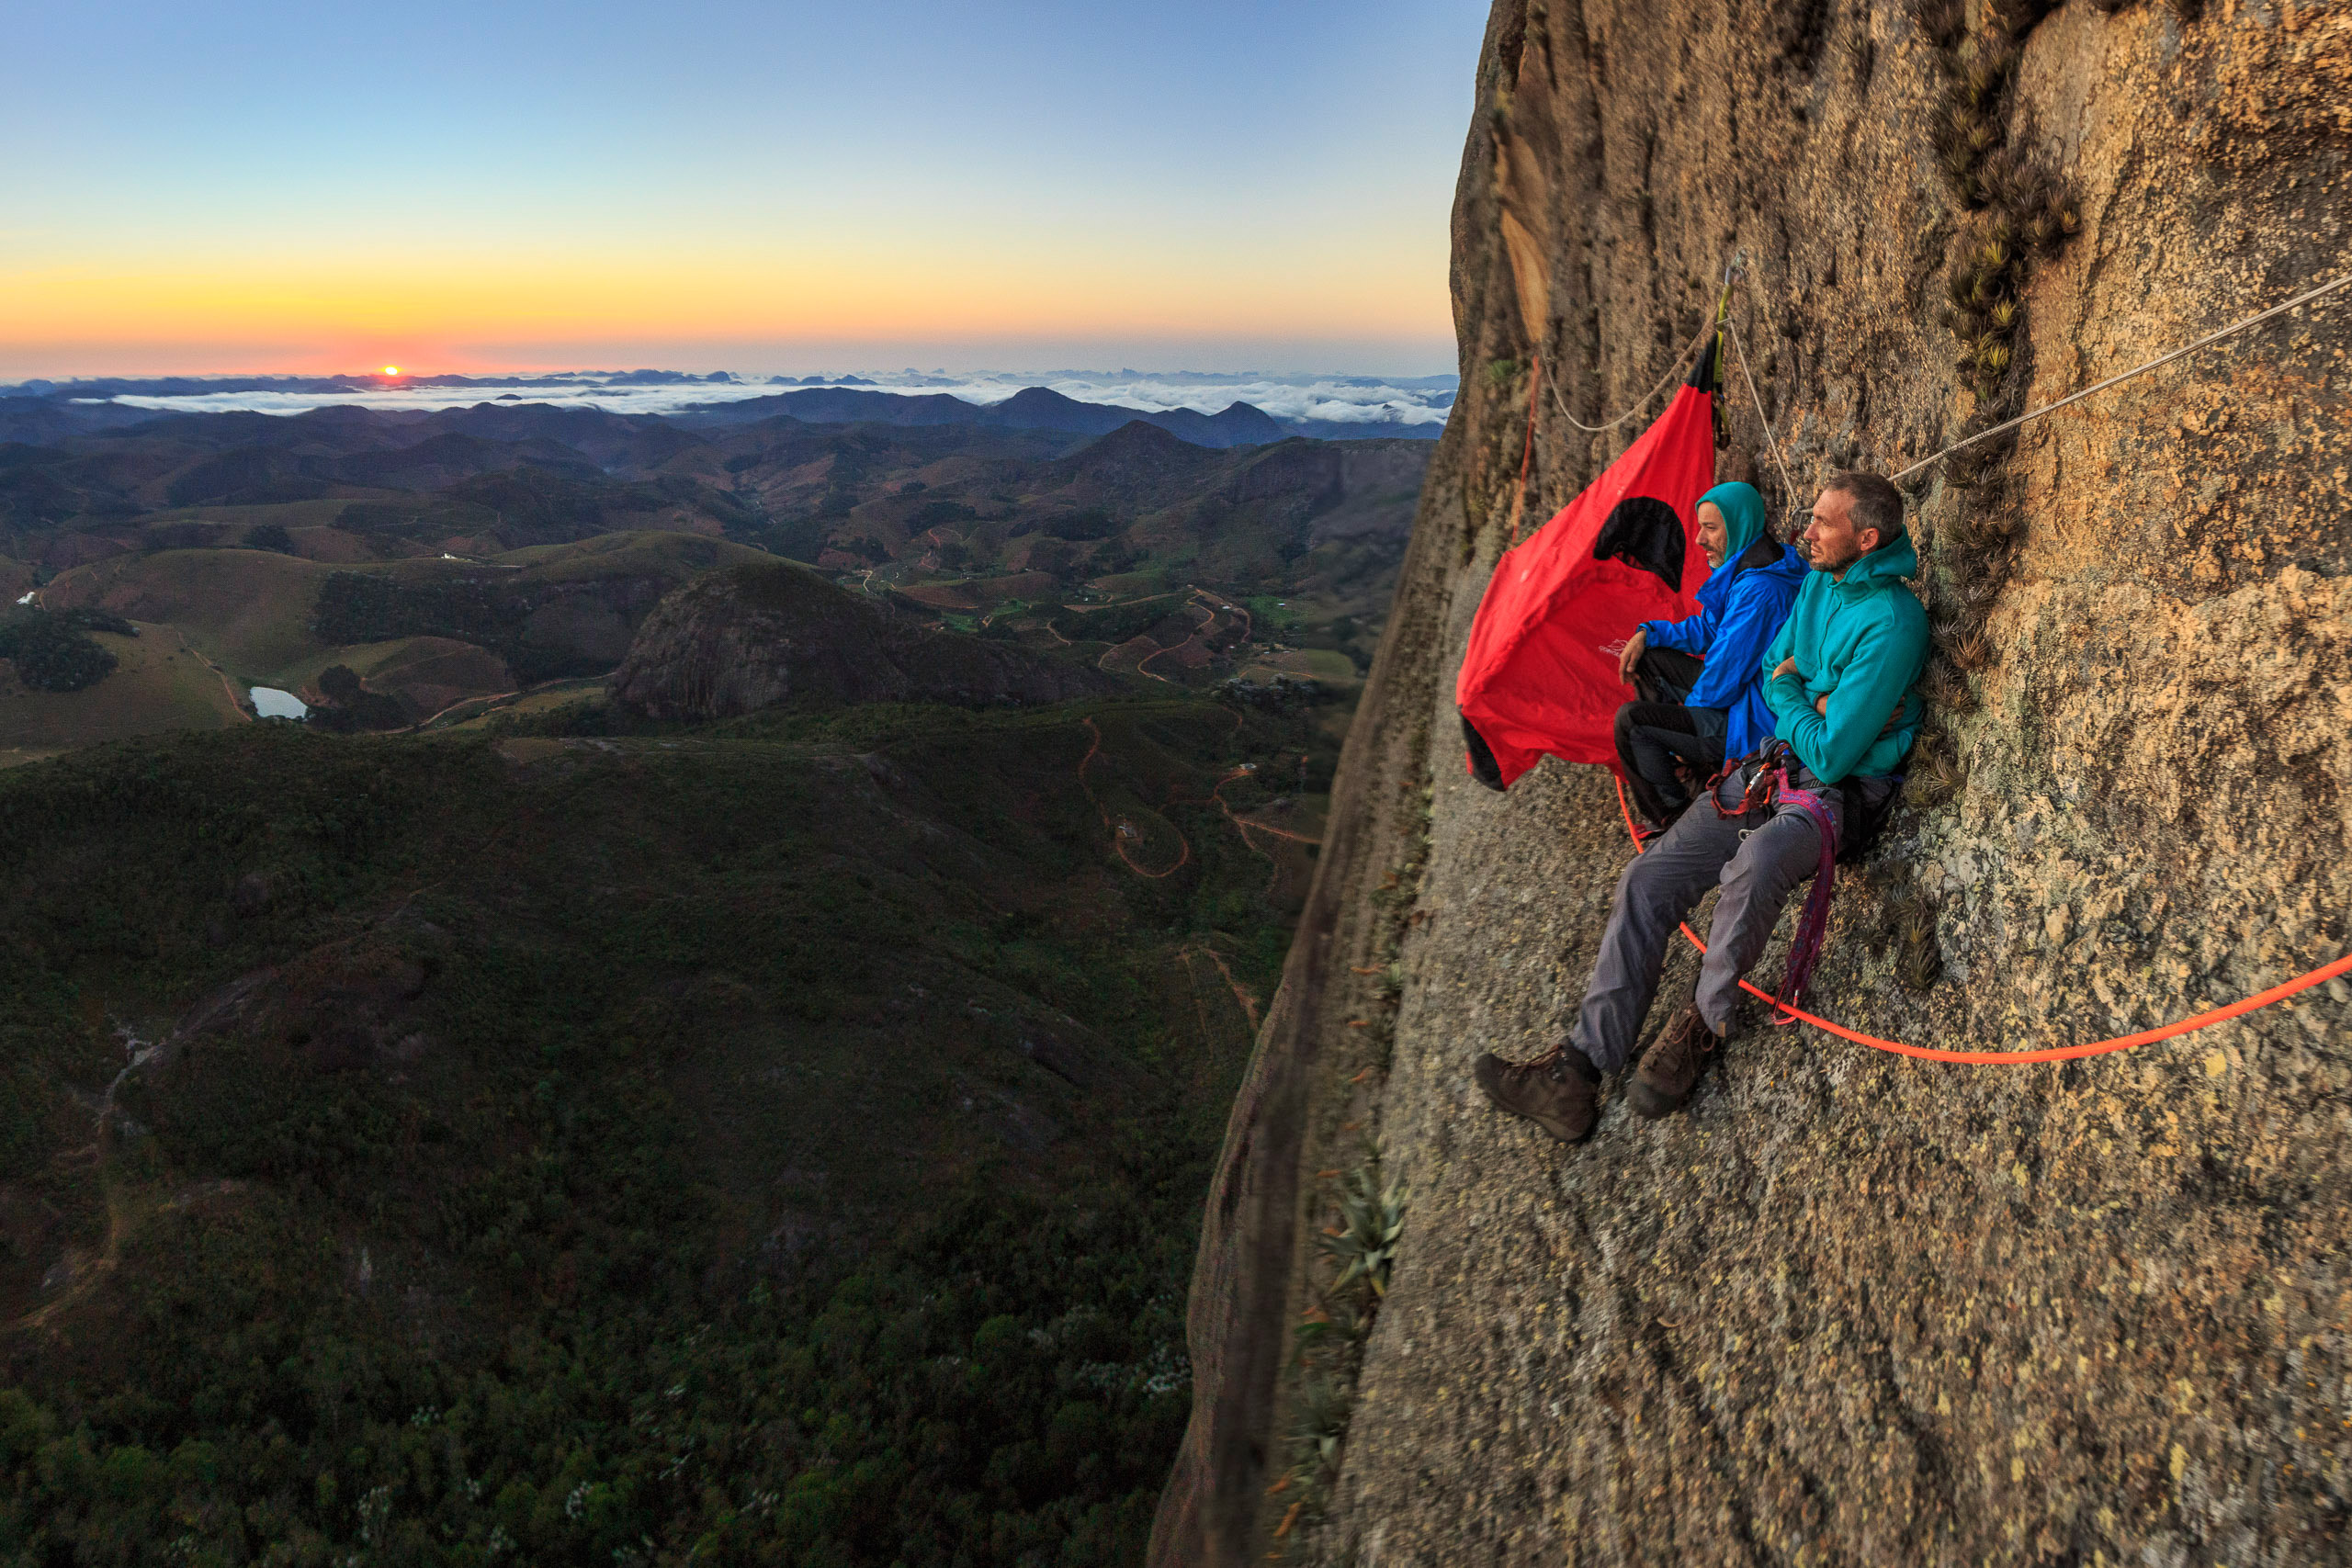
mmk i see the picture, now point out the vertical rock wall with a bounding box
[1156,1,2352,1562]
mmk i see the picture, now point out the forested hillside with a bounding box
[0,680,1337,1562]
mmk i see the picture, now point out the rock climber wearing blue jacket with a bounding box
[1611,480,1808,833]
[1477,472,1929,1143]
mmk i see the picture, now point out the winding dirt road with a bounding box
[1078,713,1321,888]
[1077,716,1193,878]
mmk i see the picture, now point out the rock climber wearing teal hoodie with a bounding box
[1757,493,1928,784]
[1476,473,1929,1145]
[1611,480,1808,830]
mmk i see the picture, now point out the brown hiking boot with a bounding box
[1473,1046,1599,1144]
[1626,1006,1720,1120]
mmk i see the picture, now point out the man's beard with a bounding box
[1810,536,1863,573]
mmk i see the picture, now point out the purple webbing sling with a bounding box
[1714,741,1844,1024]
[1767,780,1840,1025]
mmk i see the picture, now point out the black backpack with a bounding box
[1835,773,1905,865]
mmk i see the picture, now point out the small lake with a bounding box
[249,687,308,720]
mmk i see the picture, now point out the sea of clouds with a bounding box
[74,368,1456,427]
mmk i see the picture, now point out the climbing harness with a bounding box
[1616,773,2352,1064]
[1707,742,1838,1022]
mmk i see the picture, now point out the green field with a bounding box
[46,548,334,680]
[1241,592,1307,635]
[134,499,385,532]
[1084,570,1171,599]
[489,529,773,581]
[435,677,609,730]
[0,625,247,765]
[1238,648,1360,686]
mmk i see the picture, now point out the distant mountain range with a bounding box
[0,389,1430,739]
[673,384,1296,448]
[6,370,741,396]
[1,376,1445,446]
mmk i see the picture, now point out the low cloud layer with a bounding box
[79,368,1456,427]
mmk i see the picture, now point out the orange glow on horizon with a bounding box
[2,232,1450,378]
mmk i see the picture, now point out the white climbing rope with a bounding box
[1726,316,1802,515]
[1887,269,2352,482]
[1538,262,2347,497]
[1545,314,1717,433]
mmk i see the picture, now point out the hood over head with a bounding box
[1838,525,1919,590]
[1844,526,1918,582]
[1698,480,1770,561]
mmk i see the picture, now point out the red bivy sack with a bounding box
[1455,344,1721,789]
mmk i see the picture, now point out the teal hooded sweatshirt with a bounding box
[1759,530,1929,783]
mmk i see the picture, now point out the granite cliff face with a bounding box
[608,560,1112,719]
[1156,2,2351,1563]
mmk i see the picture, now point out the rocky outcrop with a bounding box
[1157,3,2351,1564]
[608,559,1114,719]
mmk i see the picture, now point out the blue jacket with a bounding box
[1641,541,1808,759]
[1760,531,1930,783]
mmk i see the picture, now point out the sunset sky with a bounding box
[6,1,1490,379]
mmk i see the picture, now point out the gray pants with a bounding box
[1571,764,1866,1072]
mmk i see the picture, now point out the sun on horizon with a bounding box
[380,365,401,377]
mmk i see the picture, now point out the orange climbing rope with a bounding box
[1611,774,2351,1064]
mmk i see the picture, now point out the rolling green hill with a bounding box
[32,532,775,709]
[42,547,333,679]
[3,404,1426,718]
[487,529,769,581]
[0,623,248,765]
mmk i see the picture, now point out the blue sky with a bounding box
[6,1,1492,377]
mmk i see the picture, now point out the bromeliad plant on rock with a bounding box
[1898,0,2085,892]
[1321,1159,1408,1302]
[1267,761,1428,1553]
[1272,1149,1409,1552]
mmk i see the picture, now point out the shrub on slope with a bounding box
[0,610,116,692]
